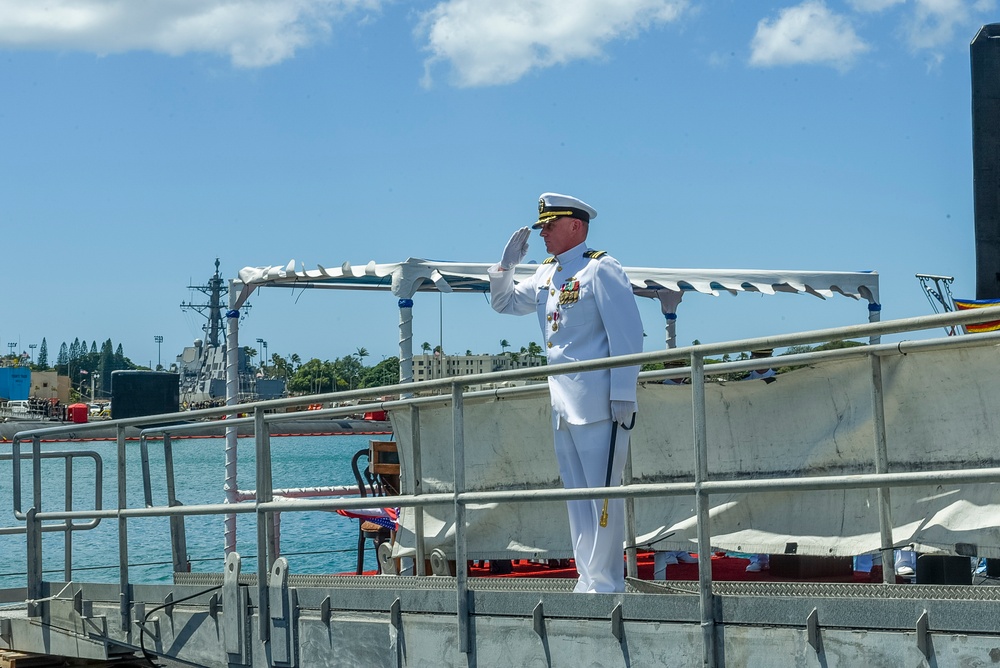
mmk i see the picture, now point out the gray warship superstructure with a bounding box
[175,259,284,405]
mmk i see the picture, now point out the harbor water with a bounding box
[0,433,393,589]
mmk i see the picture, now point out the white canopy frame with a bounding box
[233,258,881,363]
[221,257,880,553]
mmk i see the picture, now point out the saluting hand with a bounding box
[500,227,531,270]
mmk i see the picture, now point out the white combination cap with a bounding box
[532,192,597,229]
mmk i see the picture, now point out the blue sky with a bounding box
[1,0,993,368]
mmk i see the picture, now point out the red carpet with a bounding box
[362,551,898,583]
[462,552,889,584]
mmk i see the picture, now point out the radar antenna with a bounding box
[180,258,249,347]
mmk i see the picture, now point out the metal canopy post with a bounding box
[691,351,717,668]
[224,280,241,554]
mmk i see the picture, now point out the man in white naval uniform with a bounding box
[489,192,643,593]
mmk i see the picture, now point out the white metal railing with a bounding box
[5,305,1000,667]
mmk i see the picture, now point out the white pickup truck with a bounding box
[2,400,32,417]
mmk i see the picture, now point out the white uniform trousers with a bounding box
[553,418,631,593]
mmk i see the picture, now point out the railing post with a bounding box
[25,507,42,616]
[116,423,131,634]
[870,353,896,583]
[624,452,638,579]
[451,382,470,654]
[691,351,717,668]
[64,455,74,582]
[31,436,42,521]
[164,434,190,572]
[410,405,426,576]
[255,406,274,642]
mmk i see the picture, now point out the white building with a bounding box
[412,352,544,384]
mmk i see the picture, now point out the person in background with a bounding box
[489,192,644,593]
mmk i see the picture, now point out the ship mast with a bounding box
[180,258,228,347]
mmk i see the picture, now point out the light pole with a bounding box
[256,338,266,375]
[6,342,15,359]
[154,335,163,370]
[28,343,37,363]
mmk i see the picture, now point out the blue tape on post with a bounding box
[398,299,414,308]
[868,303,882,312]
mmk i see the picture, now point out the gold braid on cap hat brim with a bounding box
[532,209,590,228]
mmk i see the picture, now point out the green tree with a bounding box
[500,339,510,353]
[361,356,399,388]
[270,353,289,380]
[37,338,48,369]
[99,340,114,398]
[287,358,336,394]
[244,346,258,370]
[421,341,431,355]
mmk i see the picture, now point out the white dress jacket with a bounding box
[489,242,643,425]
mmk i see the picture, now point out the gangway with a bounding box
[3,306,1000,666]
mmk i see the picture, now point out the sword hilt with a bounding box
[599,499,609,528]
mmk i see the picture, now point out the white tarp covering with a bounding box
[389,340,1000,560]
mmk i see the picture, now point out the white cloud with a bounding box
[0,0,383,67]
[902,0,971,50]
[846,0,906,11]
[418,0,690,87]
[749,1,869,69]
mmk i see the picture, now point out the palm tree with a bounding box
[421,342,432,355]
[500,339,510,354]
[355,347,369,364]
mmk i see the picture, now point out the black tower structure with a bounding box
[971,24,1000,300]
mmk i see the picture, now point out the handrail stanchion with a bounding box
[624,452,638,579]
[116,423,131,634]
[452,381,470,654]
[140,434,154,507]
[31,436,42,522]
[255,406,275,641]
[410,404,426,576]
[25,507,41,616]
[12,438,23,518]
[870,353,896,584]
[163,432,190,572]
[64,454,73,582]
[691,351,717,668]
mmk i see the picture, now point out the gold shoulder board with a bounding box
[583,250,607,260]
[542,256,557,264]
